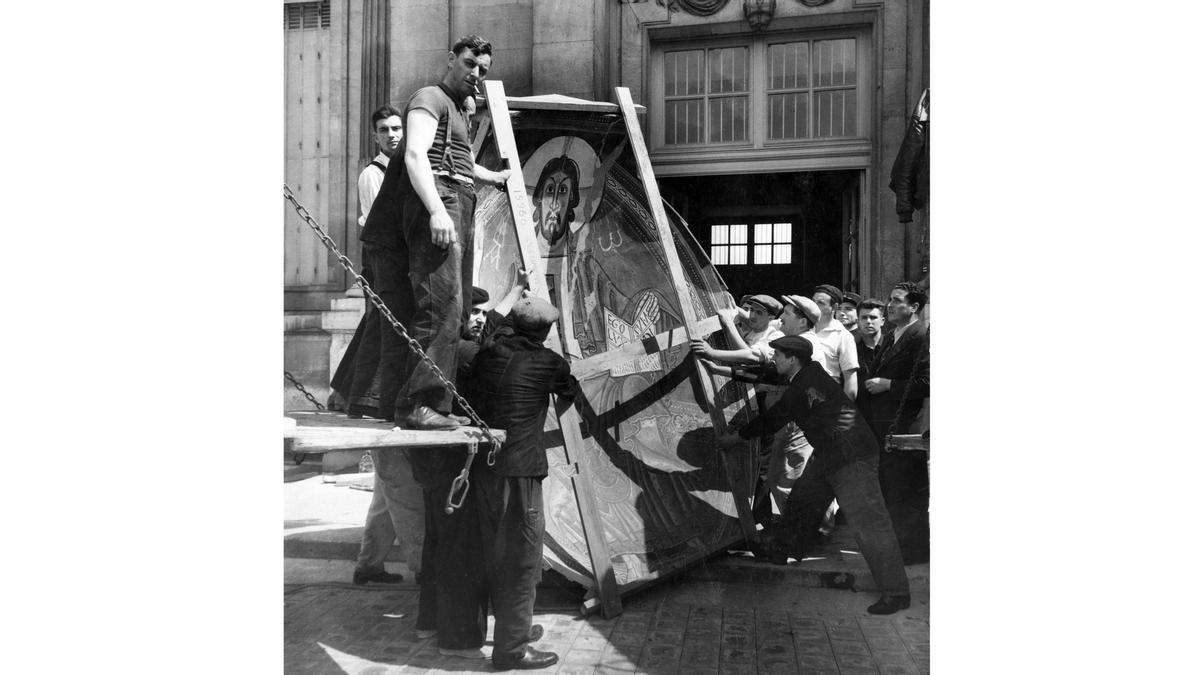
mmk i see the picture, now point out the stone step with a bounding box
[329,296,366,312]
[284,312,323,331]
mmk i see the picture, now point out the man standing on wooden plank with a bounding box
[354,34,509,429]
[467,297,577,670]
[331,104,403,416]
[717,336,912,615]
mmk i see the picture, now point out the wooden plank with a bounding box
[478,95,644,115]
[484,80,623,619]
[284,410,507,453]
[885,434,930,453]
[614,86,758,544]
[570,314,721,381]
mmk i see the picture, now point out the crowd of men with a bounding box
[316,33,930,671]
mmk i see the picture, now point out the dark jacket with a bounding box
[888,89,929,223]
[737,361,878,473]
[466,331,577,477]
[865,320,929,439]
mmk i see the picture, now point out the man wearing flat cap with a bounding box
[716,335,911,615]
[838,291,862,337]
[696,294,824,525]
[811,284,860,401]
[466,296,576,670]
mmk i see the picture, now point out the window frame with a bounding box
[649,27,872,155]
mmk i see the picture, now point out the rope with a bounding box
[283,184,501,512]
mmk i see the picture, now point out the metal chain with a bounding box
[285,370,326,411]
[283,184,503,510]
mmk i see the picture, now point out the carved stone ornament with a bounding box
[653,0,731,16]
[743,0,776,30]
[796,0,834,6]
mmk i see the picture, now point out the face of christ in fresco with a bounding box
[533,157,580,249]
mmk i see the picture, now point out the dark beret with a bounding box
[841,291,862,307]
[471,286,490,307]
[768,335,814,361]
[510,296,560,332]
[745,294,783,316]
[813,284,843,305]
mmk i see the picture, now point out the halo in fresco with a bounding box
[523,136,602,257]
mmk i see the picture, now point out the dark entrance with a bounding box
[660,170,861,301]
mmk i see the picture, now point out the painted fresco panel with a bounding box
[473,107,758,589]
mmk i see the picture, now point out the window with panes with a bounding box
[654,31,866,149]
[710,222,793,267]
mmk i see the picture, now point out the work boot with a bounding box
[352,568,403,585]
[867,594,911,615]
[493,646,558,670]
[401,405,460,430]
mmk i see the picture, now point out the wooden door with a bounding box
[284,1,332,288]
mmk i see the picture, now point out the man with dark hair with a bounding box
[533,156,579,249]
[354,34,510,428]
[853,298,887,401]
[717,336,911,615]
[863,281,930,564]
[838,291,862,336]
[811,284,859,401]
[331,104,405,414]
[468,297,577,670]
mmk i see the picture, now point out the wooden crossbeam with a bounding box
[284,411,506,453]
[482,80,623,619]
[570,314,721,381]
[614,87,758,544]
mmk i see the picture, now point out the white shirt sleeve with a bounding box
[837,330,859,373]
[357,165,385,228]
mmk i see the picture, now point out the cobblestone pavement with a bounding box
[284,583,930,674]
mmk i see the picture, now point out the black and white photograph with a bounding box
[9,1,1200,673]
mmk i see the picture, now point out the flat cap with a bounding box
[841,291,862,307]
[768,335,814,361]
[510,296,560,332]
[781,294,821,326]
[812,284,843,304]
[471,286,490,307]
[744,294,783,316]
[738,294,753,307]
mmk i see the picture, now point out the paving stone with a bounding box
[574,635,611,652]
[720,646,756,664]
[791,627,829,642]
[646,630,684,646]
[872,649,917,664]
[677,668,719,675]
[878,662,921,675]
[828,625,865,642]
[758,656,800,673]
[607,632,645,649]
[841,668,882,675]
[793,639,834,656]
[798,654,841,670]
[831,638,873,656]
[557,663,598,675]
[564,649,605,666]
[907,642,931,658]
[858,618,900,637]
[715,665,756,675]
[720,634,753,650]
[867,636,909,652]
[836,652,880,670]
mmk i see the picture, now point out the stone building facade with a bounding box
[282,0,929,398]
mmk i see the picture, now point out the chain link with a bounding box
[283,184,503,509]
[285,370,326,410]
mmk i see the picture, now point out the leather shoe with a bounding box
[528,624,544,642]
[493,646,559,670]
[352,568,403,585]
[867,594,911,615]
[401,405,460,430]
[447,413,473,426]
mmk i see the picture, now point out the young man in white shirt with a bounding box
[811,284,859,401]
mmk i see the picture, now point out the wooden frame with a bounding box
[614,87,758,544]
[481,80,623,619]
